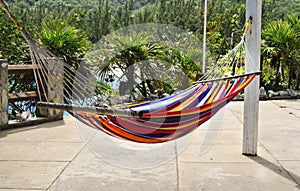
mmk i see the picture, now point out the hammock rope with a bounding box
[1,0,261,143]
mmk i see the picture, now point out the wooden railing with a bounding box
[8,64,40,74]
[8,64,39,102]
[0,59,63,130]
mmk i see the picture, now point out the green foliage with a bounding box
[86,30,200,98]
[90,31,167,96]
[262,0,300,23]
[0,11,30,64]
[94,31,155,77]
[153,0,200,31]
[93,81,114,98]
[84,0,111,42]
[0,10,36,119]
[39,19,92,66]
[110,0,155,10]
[5,0,299,55]
[262,14,300,90]
[0,10,33,89]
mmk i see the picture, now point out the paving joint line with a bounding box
[278,162,300,187]
[45,144,87,191]
[175,141,180,191]
[0,160,69,162]
[0,187,45,190]
[258,140,300,187]
[46,131,97,190]
[227,106,243,125]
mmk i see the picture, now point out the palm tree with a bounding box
[285,14,300,89]
[91,31,168,97]
[262,14,300,89]
[39,19,92,68]
[87,31,201,98]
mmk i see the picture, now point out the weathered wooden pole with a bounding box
[0,59,8,130]
[243,0,262,155]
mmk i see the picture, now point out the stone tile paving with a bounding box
[0,100,299,191]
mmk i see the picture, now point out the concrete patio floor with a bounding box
[0,100,299,191]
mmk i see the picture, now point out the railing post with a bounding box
[47,58,64,119]
[0,59,8,130]
[243,0,262,155]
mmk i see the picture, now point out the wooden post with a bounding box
[243,0,262,155]
[0,59,8,130]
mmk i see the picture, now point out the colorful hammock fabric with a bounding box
[69,73,258,143]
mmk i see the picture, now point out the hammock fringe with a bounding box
[193,71,261,84]
[37,72,261,118]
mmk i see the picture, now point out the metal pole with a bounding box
[243,0,262,155]
[202,0,207,74]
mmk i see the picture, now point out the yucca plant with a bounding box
[262,14,300,89]
[39,19,92,68]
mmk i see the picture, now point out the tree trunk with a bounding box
[119,66,135,96]
[275,58,280,87]
[281,62,286,86]
[288,63,292,89]
[141,81,148,97]
[140,71,148,97]
[146,79,155,94]
[297,74,300,90]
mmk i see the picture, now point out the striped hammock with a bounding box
[52,72,258,143]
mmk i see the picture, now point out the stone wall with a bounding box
[0,59,8,130]
[47,59,64,119]
[36,58,64,119]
